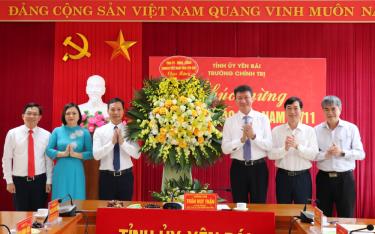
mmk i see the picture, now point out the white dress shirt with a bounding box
[93,122,141,171]
[222,110,272,160]
[315,119,365,172]
[2,125,53,184]
[270,123,318,171]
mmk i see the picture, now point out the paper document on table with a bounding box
[217,204,231,210]
[322,227,336,234]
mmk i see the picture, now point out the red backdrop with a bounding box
[0,23,374,218]
[52,22,143,199]
[0,23,54,210]
[141,23,375,218]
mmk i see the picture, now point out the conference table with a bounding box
[0,211,82,234]
[74,200,307,234]
[3,201,369,234]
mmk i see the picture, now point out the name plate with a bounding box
[16,216,32,234]
[184,193,217,210]
[314,206,323,226]
[336,223,349,234]
[48,199,59,223]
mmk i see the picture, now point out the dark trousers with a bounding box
[12,173,47,211]
[316,170,355,217]
[99,169,134,201]
[230,159,268,203]
[276,168,312,204]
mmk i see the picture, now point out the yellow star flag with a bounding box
[105,30,137,61]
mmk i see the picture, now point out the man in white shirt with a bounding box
[93,97,141,200]
[270,97,318,204]
[2,103,53,211]
[315,95,365,217]
[222,85,272,203]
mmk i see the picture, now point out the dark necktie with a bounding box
[28,129,35,177]
[113,126,120,171]
[243,116,252,161]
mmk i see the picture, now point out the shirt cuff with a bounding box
[6,177,13,184]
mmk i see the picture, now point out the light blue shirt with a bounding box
[315,119,365,172]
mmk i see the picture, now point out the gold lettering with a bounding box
[361,6,375,16]
[266,6,304,17]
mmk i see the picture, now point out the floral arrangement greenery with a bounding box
[126,76,225,169]
[151,177,215,203]
[80,111,108,133]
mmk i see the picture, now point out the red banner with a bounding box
[2,1,375,22]
[96,208,275,234]
[149,56,326,128]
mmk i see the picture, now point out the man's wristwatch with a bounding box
[340,152,345,157]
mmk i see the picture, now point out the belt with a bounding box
[101,168,132,177]
[278,168,309,177]
[234,158,265,166]
[13,173,45,182]
[319,170,353,178]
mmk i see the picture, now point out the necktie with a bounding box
[28,129,35,177]
[113,126,120,171]
[243,116,252,161]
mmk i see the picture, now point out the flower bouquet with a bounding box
[126,76,225,169]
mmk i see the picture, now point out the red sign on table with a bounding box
[184,193,217,210]
[336,224,349,234]
[96,208,275,234]
[48,199,59,223]
[314,206,324,226]
[16,216,32,234]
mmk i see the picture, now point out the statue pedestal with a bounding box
[84,160,100,199]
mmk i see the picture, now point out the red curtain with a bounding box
[0,23,54,210]
[53,23,143,200]
[142,23,375,218]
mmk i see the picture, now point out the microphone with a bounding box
[300,198,314,223]
[0,224,11,234]
[162,189,183,210]
[58,194,77,217]
[349,224,374,234]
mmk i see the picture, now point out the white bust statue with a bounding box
[79,75,108,117]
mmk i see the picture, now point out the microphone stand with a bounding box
[58,194,77,217]
[349,224,375,234]
[162,189,183,210]
[300,198,314,223]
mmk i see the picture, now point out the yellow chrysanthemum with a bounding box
[165,100,173,108]
[178,140,187,148]
[198,137,205,144]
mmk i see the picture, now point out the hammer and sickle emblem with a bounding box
[62,33,91,62]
